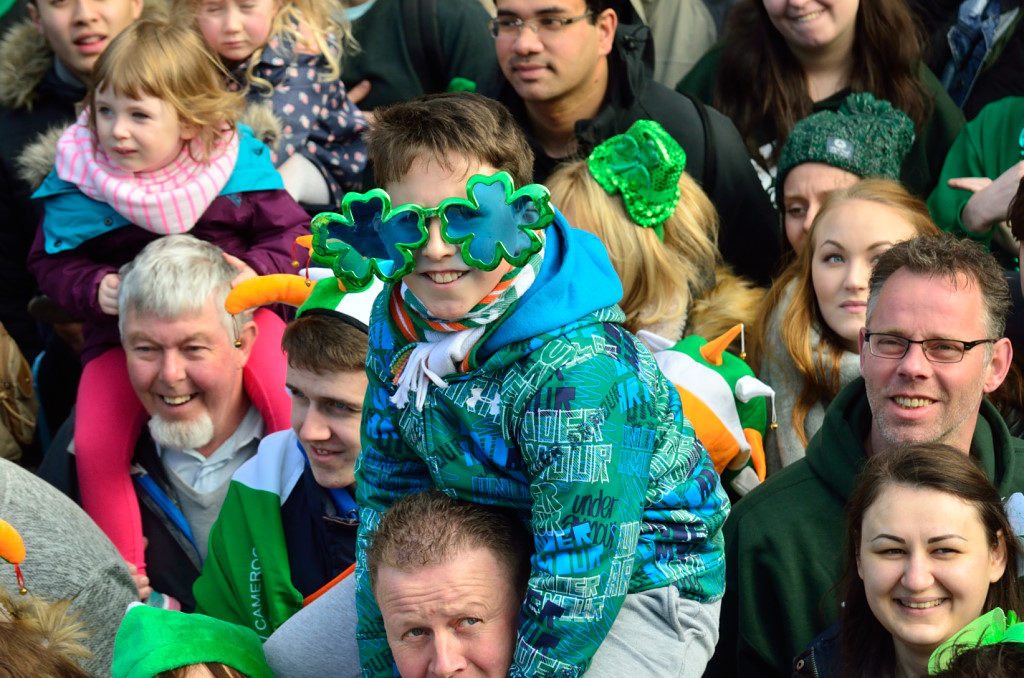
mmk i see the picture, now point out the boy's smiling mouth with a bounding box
[423,271,468,285]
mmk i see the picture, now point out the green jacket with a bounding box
[705,377,1024,677]
[927,96,1024,251]
[340,0,498,110]
[678,45,964,198]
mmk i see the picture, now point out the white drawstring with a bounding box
[390,327,485,411]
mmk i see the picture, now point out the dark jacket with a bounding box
[498,22,783,286]
[0,22,83,358]
[133,432,203,611]
[679,45,965,199]
[911,0,1024,121]
[341,0,499,110]
[792,625,840,678]
[705,378,1024,678]
[281,464,358,598]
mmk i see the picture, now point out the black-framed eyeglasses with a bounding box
[863,332,996,364]
[488,12,594,38]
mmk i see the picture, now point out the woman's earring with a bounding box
[234,339,243,348]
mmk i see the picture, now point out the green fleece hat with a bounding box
[112,604,273,678]
[775,92,915,205]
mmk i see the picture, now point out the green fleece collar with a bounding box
[805,378,1019,501]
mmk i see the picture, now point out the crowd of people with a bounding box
[2,0,1024,676]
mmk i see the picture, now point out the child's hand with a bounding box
[98,273,121,315]
[126,561,152,601]
[223,252,258,287]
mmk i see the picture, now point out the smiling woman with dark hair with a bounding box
[793,443,1024,677]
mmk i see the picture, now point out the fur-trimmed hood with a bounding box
[17,101,284,190]
[0,21,52,111]
[16,124,64,189]
[687,265,765,348]
[0,0,169,111]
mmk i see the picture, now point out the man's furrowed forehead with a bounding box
[868,270,985,331]
[123,326,223,347]
[122,304,230,344]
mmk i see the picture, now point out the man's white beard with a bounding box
[148,412,215,451]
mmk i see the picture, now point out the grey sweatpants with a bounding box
[585,588,722,678]
[262,573,360,678]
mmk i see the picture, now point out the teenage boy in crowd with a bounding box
[195,275,378,639]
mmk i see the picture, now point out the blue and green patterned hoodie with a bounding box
[355,213,729,677]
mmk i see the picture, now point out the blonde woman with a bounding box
[750,179,940,472]
[547,125,761,345]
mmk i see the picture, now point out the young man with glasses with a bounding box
[706,234,1024,678]
[490,0,783,286]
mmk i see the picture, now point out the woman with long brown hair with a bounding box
[677,0,964,199]
[795,443,1024,677]
[750,179,939,472]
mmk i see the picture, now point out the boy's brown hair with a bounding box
[366,92,534,188]
[281,313,368,374]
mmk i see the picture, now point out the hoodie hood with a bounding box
[479,208,623,358]
[0,2,168,111]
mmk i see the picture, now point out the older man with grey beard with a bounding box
[40,235,290,611]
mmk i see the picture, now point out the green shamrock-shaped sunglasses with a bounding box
[310,171,555,289]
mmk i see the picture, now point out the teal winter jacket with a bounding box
[354,214,729,677]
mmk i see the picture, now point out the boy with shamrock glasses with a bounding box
[319,93,728,678]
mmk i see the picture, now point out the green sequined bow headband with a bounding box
[928,607,1024,674]
[310,171,554,289]
[587,119,687,240]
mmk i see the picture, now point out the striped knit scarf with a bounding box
[389,246,544,411]
[54,110,239,235]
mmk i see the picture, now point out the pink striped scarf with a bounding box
[54,110,239,235]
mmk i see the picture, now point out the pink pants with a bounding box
[74,308,291,574]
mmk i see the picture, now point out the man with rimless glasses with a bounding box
[707,234,1024,678]
[490,0,782,286]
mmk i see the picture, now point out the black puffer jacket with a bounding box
[0,22,84,358]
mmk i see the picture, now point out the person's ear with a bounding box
[233,318,258,364]
[27,2,43,34]
[858,327,868,370]
[130,0,143,20]
[982,337,1013,394]
[990,529,1009,583]
[596,8,617,57]
[856,547,864,580]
